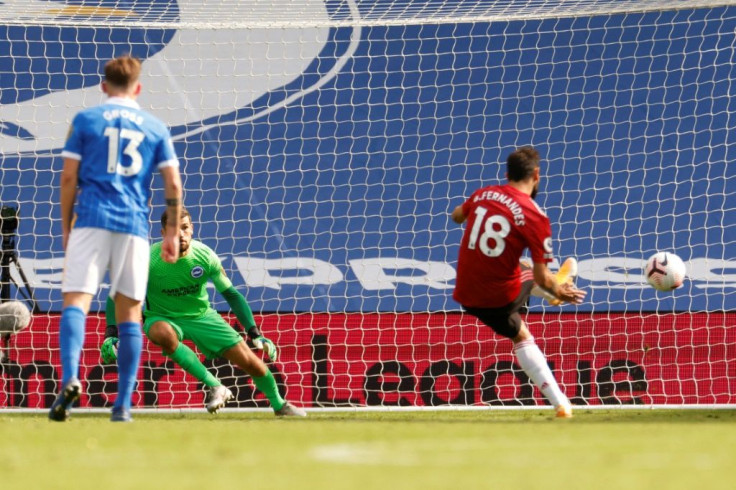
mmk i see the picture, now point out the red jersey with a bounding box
[453,184,554,308]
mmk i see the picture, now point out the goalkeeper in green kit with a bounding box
[101,208,306,417]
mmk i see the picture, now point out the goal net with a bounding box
[1,0,735,410]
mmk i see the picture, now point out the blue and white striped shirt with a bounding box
[62,97,178,239]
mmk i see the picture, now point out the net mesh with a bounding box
[1,0,735,409]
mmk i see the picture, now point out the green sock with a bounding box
[167,343,220,388]
[252,370,285,410]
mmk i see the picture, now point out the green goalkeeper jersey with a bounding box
[146,239,232,319]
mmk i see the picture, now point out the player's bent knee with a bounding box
[147,321,179,352]
[223,342,267,377]
[512,323,533,344]
[62,292,93,313]
[484,316,521,340]
[241,347,267,375]
[113,293,143,324]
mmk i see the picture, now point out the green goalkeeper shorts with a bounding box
[143,309,242,359]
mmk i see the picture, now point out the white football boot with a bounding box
[274,402,307,417]
[205,385,234,414]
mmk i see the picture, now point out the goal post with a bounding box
[1,0,735,410]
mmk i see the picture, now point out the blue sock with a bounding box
[59,306,86,386]
[113,321,142,411]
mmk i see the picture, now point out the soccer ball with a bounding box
[645,252,687,292]
[0,300,32,334]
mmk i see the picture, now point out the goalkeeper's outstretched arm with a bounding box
[215,274,277,361]
[219,286,257,333]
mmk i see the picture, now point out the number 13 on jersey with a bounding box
[104,127,145,176]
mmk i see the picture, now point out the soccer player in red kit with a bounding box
[452,146,585,418]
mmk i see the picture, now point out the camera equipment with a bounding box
[1,205,19,255]
[0,205,37,362]
[0,205,19,236]
[0,205,37,313]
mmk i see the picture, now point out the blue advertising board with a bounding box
[1,1,735,313]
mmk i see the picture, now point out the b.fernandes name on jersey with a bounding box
[473,190,525,225]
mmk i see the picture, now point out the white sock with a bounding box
[514,337,569,408]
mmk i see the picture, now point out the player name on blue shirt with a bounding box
[61,96,178,239]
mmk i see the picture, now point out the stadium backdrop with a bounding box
[1,0,734,407]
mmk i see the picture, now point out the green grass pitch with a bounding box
[2,409,735,490]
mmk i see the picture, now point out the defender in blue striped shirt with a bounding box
[50,55,183,423]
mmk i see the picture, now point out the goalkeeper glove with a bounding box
[246,326,277,362]
[100,337,119,364]
[251,335,277,362]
